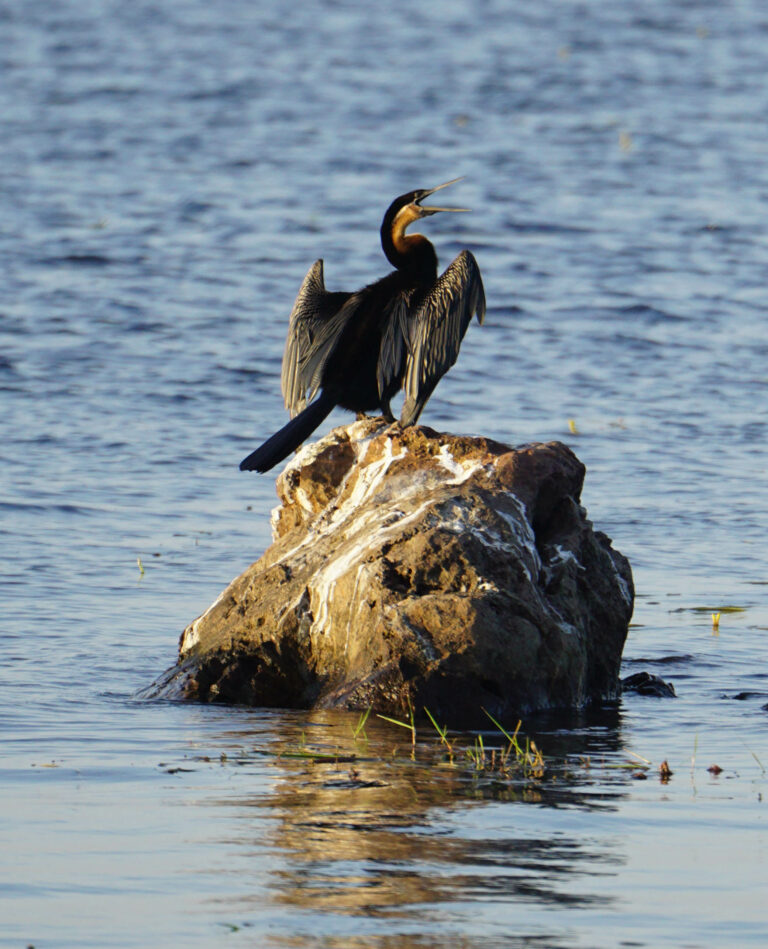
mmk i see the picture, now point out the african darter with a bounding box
[239,178,485,473]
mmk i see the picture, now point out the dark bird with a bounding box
[239,178,485,473]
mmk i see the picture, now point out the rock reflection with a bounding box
[206,708,627,941]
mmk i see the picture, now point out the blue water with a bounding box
[1,1,766,946]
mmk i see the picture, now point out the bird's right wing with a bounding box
[401,250,485,426]
[281,260,352,416]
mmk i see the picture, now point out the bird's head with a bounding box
[388,177,470,223]
[381,178,470,273]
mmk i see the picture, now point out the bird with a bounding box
[239,177,485,473]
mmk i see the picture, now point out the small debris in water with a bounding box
[708,764,723,775]
[659,760,673,782]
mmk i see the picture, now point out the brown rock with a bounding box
[147,419,634,726]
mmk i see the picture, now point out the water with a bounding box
[1,0,766,945]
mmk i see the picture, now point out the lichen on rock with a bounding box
[148,419,634,726]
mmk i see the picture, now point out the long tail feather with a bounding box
[239,391,336,473]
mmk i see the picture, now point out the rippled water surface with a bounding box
[1,1,766,946]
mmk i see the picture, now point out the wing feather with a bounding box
[280,260,352,416]
[402,250,485,424]
[376,291,412,399]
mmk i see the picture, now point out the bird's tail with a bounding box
[239,390,336,473]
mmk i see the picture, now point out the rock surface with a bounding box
[150,419,634,725]
[621,671,676,698]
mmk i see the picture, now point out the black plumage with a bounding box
[240,178,485,473]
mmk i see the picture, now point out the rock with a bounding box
[621,672,676,698]
[149,419,634,726]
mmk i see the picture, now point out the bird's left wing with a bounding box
[401,250,485,426]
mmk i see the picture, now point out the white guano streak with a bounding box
[272,437,408,570]
[496,500,541,581]
[307,492,437,641]
[612,557,633,605]
[436,443,486,486]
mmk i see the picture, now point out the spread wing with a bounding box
[280,260,352,416]
[376,290,412,401]
[400,250,485,426]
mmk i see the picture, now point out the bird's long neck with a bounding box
[381,205,438,283]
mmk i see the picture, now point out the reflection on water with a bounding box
[149,691,767,949]
[191,711,628,946]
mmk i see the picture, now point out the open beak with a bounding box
[415,177,470,215]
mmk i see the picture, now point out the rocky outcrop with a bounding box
[149,419,634,726]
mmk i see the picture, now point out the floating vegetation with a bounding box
[152,724,768,811]
[745,746,766,776]
[476,708,546,780]
[152,708,767,808]
[619,130,634,153]
[373,706,546,780]
[606,749,652,780]
[369,706,547,780]
[601,750,680,785]
[240,706,550,794]
[377,702,417,750]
